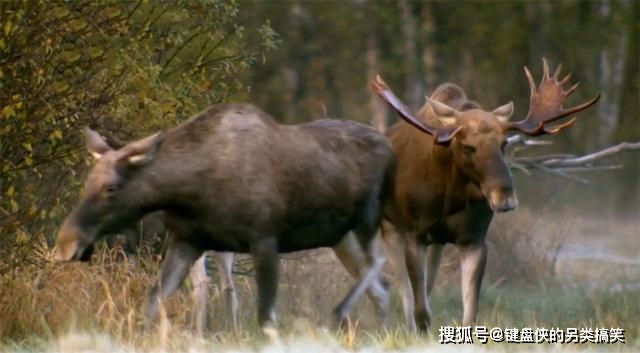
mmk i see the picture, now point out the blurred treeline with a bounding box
[236,0,639,216]
[0,1,637,275]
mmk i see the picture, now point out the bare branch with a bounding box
[506,134,552,146]
[554,165,624,173]
[515,154,578,162]
[506,139,640,184]
[541,142,640,167]
[532,164,591,184]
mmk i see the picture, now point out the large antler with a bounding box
[503,58,601,136]
[371,75,462,144]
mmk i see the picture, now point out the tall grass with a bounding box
[0,209,637,352]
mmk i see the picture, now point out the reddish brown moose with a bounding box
[373,58,600,331]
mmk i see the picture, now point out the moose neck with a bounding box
[386,121,471,227]
[123,155,196,217]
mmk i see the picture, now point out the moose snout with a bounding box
[55,218,94,262]
[55,240,94,262]
[487,188,518,213]
[54,241,75,262]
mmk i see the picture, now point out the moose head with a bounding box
[56,128,165,262]
[373,58,600,212]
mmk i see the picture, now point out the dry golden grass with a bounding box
[0,210,638,352]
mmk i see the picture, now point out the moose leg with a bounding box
[458,241,487,326]
[334,198,386,327]
[405,235,432,332]
[381,227,416,332]
[250,237,279,341]
[146,241,202,325]
[332,232,389,325]
[425,244,443,296]
[333,239,385,327]
[190,253,210,335]
[215,251,238,332]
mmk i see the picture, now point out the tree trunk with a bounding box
[365,1,386,133]
[596,0,626,148]
[420,2,436,91]
[616,0,638,139]
[398,0,423,108]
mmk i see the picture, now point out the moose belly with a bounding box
[196,228,348,254]
[276,209,353,252]
[172,208,353,253]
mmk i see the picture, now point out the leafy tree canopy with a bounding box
[0,0,278,274]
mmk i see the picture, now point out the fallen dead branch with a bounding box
[506,136,639,184]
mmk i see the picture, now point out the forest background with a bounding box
[0,0,638,349]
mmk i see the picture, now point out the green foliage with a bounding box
[0,0,278,275]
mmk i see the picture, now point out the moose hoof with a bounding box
[414,310,431,333]
[380,274,392,291]
[332,308,352,332]
[261,324,281,344]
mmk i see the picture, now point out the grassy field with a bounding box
[0,208,637,352]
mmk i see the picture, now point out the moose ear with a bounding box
[428,98,458,117]
[427,98,458,126]
[492,101,514,123]
[439,116,457,126]
[122,132,165,166]
[83,127,112,160]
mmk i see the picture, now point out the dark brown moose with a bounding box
[372,58,600,331]
[106,211,238,334]
[55,104,396,339]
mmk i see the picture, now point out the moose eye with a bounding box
[103,184,118,194]
[462,144,476,154]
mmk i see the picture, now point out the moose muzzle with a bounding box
[55,215,95,262]
[486,187,518,213]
